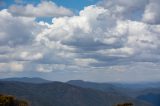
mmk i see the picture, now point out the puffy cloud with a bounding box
[98,0,149,20]
[37,5,160,68]
[37,6,118,52]
[98,0,160,24]
[0,9,43,46]
[20,51,43,61]
[143,0,160,24]
[0,1,160,82]
[36,64,53,73]
[8,1,73,17]
[0,62,23,73]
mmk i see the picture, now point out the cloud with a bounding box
[8,1,73,17]
[142,0,160,24]
[98,0,160,24]
[0,1,160,82]
[0,62,23,73]
[98,0,149,20]
[0,9,43,46]
[37,6,118,52]
[35,5,160,74]
[20,51,43,61]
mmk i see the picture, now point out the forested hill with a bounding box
[0,81,152,106]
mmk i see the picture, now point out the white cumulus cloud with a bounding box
[8,1,73,17]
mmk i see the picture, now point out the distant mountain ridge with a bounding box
[0,81,152,106]
[137,93,160,106]
[67,80,120,92]
[0,77,51,83]
[67,80,160,106]
[67,80,160,89]
[0,77,160,106]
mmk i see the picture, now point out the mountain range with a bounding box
[67,80,160,106]
[0,77,51,83]
[0,77,159,106]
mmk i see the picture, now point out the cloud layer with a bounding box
[142,0,160,24]
[0,0,160,82]
[8,1,73,17]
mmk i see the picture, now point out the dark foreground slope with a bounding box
[0,94,29,106]
[0,81,151,106]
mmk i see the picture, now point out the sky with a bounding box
[0,0,160,83]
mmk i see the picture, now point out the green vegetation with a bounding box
[114,103,133,106]
[0,81,152,106]
[0,94,29,106]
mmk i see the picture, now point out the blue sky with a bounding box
[0,0,160,82]
[0,0,99,11]
[1,0,99,23]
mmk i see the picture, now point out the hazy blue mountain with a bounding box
[0,77,51,84]
[137,93,160,106]
[67,80,160,106]
[68,80,160,90]
[0,81,152,106]
[114,82,160,89]
[67,80,123,94]
[135,88,160,106]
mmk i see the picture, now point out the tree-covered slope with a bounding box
[0,81,152,106]
[0,94,29,106]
